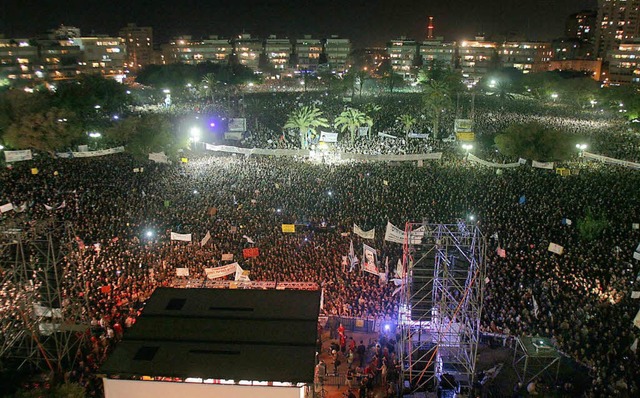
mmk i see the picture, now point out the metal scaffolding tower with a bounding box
[0,216,90,374]
[398,221,486,393]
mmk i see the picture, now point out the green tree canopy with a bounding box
[105,114,180,157]
[334,107,373,143]
[284,105,330,148]
[494,122,577,161]
[422,80,452,138]
[4,108,82,154]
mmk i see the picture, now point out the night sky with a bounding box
[2,0,596,47]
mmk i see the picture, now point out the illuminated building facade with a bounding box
[0,38,38,81]
[458,37,498,85]
[419,38,455,69]
[70,36,126,80]
[294,36,323,71]
[387,37,419,79]
[264,36,293,71]
[162,36,231,65]
[119,23,154,72]
[608,39,640,83]
[232,34,262,70]
[324,36,351,73]
[594,0,640,58]
[498,41,552,73]
[566,10,597,42]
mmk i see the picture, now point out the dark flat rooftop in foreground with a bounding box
[100,287,321,383]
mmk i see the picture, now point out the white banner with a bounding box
[407,133,429,139]
[631,291,640,299]
[0,203,14,213]
[148,152,170,163]
[532,160,555,170]
[319,131,338,143]
[4,149,33,163]
[221,253,234,261]
[228,118,246,132]
[205,263,238,279]
[224,132,243,140]
[377,132,398,139]
[175,268,190,277]
[548,242,564,255]
[170,232,192,242]
[200,231,211,246]
[467,154,522,168]
[583,151,640,170]
[204,143,443,162]
[634,308,640,330]
[354,224,375,240]
[362,244,378,275]
[56,146,124,159]
[340,152,443,161]
[358,126,369,137]
[384,222,423,244]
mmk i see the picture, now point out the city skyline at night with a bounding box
[2,0,597,46]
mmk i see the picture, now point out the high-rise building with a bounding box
[324,36,351,73]
[36,38,83,81]
[294,36,323,71]
[264,36,292,71]
[119,23,154,71]
[387,37,419,79]
[566,10,597,42]
[608,39,640,83]
[594,0,640,59]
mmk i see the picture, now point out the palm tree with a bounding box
[284,105,330,149]
[422,80,451,139]
[397,114,417,137]
[200,73,217,102]
[334,107,373,144]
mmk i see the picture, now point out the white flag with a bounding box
[175,268,190,276]
[0,203,14,213]
[57,201,66,209]
[634,308,640,330]
[395,258,404,278]
[320,288,324,310]
[633,223,640,230]
[631,291,640,299]
[631,338,638,353]
[221,253,234,261]
[548,242,564,255]
[353,224,375,240]
[532,296,539,319]
[14,202,27,213]
[43,204,54,211]
[170,232,192,242]
[200,231,211,247]
[242,235,255,244]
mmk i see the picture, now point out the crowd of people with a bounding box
[1,92,639,397]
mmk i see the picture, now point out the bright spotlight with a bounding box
[193,190,198,194]
[209,122,215,127]
[384,324,391,332]
[469,215,475,221]
[190,126,201,141]
[145,230,154,238]
[276,208,282,213]
[328,191,333,196]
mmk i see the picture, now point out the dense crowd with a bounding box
[1,92,640,397]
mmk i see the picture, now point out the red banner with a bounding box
[243,247,259,259]
[100,285,111,294]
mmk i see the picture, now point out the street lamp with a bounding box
[551,93,558,102]
[576,144,587,150]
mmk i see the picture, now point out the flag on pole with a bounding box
[320,288,325,310]
[395,258,404,278]
[385,256,389,278]
[532,296,539,319]
[242,235,255,244]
